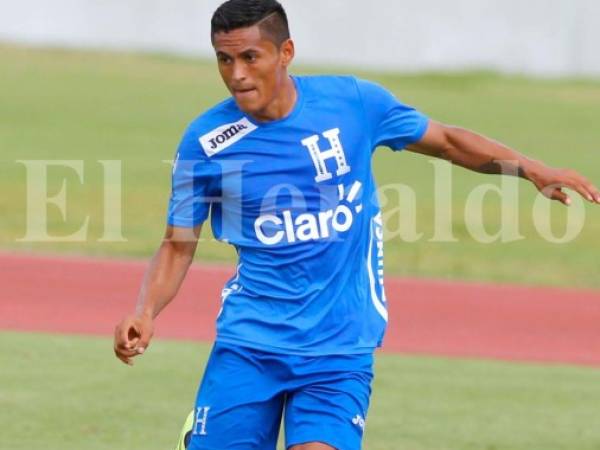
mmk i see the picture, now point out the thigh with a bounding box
[188,343,285,450]
[284,354,374,450]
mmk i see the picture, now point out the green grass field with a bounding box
[2,332,600,450]
[1,44,600,287]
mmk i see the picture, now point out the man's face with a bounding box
[213,25,292,118]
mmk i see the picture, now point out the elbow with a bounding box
[160,235,197,265]
[438,125,461,161]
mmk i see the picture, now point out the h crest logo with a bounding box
[301,128,351,182]
[193,406,210,436]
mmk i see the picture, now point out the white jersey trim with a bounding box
[367,215,388,322]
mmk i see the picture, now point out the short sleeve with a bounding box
[167,128,215,228]
[355,78,429,151]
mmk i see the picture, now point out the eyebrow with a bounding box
[215,48,261,58]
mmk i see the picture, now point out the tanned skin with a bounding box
[114,21,599,450]
[408,122,600,206]
[215,24,296,122]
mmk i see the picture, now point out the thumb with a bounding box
[542,184,571,206]
[135,320,154,354]
[550,187,571,206]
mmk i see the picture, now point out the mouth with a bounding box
[233,87,257,99]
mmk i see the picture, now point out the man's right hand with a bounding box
[112,225,201,366]
[113,314,155,366]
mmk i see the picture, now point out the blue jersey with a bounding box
[167,75,429,355]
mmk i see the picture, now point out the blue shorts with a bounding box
[188,342,374,450]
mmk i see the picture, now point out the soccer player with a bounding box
[113,1,600,449]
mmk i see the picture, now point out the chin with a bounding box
[236,101,264,117]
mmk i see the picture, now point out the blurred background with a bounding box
[1,1,600,450]
[2,0,600,76]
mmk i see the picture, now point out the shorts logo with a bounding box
[199,118,257,157]
[193,406,210,436]
[254,181,363,245]
[352,414,366,430]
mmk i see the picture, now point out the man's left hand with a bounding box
[525,163,600,206]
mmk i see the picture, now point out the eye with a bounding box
[217,54,232,64]
[244,53,258,63]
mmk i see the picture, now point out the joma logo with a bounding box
[200,117,257,157]
[209,124,248,149]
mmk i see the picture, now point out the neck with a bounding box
[251,75,297,122]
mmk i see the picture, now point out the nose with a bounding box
[231,61,247,83]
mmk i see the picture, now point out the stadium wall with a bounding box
[1,0,599,77]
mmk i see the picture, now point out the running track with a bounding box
[2,252,600,366]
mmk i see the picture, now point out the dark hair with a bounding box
[211,0,290,47]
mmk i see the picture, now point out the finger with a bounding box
[122,357,133,366]
[541,184,561,201]
[549,187,571,206]
[583,182,600,203]
[576,175,596,195]
[114,348,134,366]
[567,180,600,204]
[115,336,136,352]
[541,182,571,205]
[114,323,125,345]
[119,355,133,366]
[569,181,596,203]
[114,329,131,354]
[135,327,153,354]
[114,334,141,354]
[115,320,135,350]
[565,172,600,203]
[115,346,140,357]
[593,185,600,203]
[122,325,142,351]
[127,324,141,349]
[129,336,140,349]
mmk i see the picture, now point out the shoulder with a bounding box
[352,78,395,100]
[296,74,357,89]
[296,75,396,109]
[295,74,362,101]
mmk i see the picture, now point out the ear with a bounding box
[280,38,295,68]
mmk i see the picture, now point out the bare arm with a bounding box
[407,121,600,206]
[113,225,201,365]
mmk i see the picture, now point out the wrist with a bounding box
[519,158,545,182]
[135,308,154,320]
